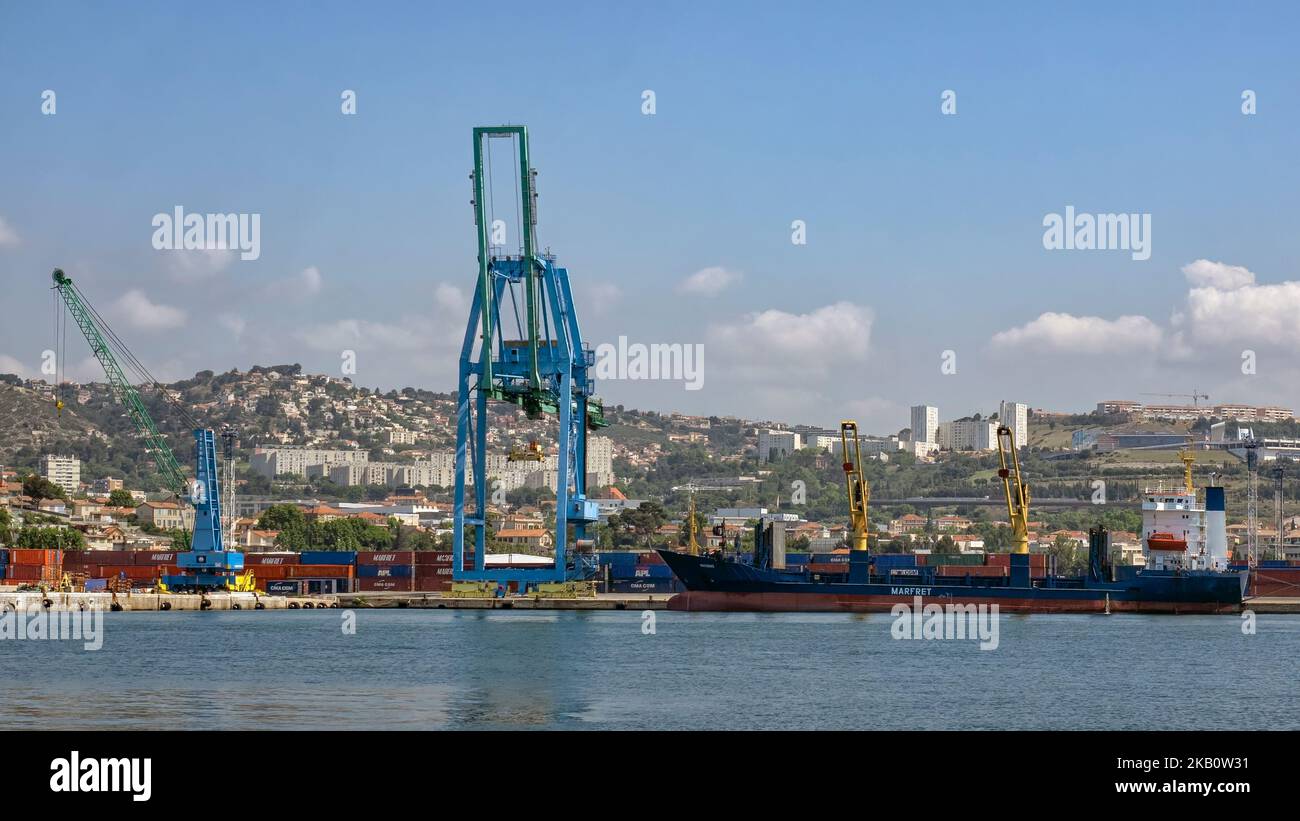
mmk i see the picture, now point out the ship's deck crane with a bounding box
[840,421,870,552]
[50,268,245,591]
[453,126,606,587]
[995,424,1031,554]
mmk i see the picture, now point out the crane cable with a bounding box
[62,280,199,430]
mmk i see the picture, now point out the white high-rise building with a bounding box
[910,405,938,445]
[999,401,1029,449]
[757,430,801,463]
[937,419,998,451]
[39,454,81,493]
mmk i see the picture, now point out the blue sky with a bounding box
[2,1,1299,432]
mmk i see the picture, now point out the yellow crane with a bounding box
[995,425,1031,554]
[684,494,703,556]
[839,421,870,551]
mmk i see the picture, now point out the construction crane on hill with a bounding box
[996,425,1031,554]
[839,421,870,552]
[50,268,246,592]
[1141,390,1210,407]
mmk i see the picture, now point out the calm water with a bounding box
[1,609,1296,730]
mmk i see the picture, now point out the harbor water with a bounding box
[1,610,1296,730]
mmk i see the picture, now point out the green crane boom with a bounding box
[51,268,188,497]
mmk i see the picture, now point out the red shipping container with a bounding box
[938,565,1007,577]
[415,552,454,566]
[247,565,290,580]
[357,551,414,565]
[635,552,666,566]
[12,549,62,566]
[413,578,452,592]
[285,564,353,579]
[132,551,178,566]
[807,563,850,575]
[96,565,159,581]
[243,553,301,566]
[6,565,44,581]
[358,577,413,592]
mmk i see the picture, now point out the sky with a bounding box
[2,1,1299,434]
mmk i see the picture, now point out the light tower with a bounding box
[452,126,606,587]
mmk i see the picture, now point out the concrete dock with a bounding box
[338,592,676,610]
[0,590,337,612]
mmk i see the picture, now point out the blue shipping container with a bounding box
[357,564,412,578]
[628,565,674,579]
[609,578,676,593]
[785,553,810,564]
[300,551,357,566]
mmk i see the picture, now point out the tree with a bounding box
[23,474,68,502]
[258,504,309,551]
[0,509,12,546]
[108,489,136,508]
[16,526,84,550]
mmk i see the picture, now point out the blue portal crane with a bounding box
[51,268,244,591]
[453,126,606,586]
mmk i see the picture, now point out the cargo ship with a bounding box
[657,425,1247,614]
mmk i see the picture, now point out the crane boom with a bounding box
[996,424,1031,554]
[51,268,188,497]
[840,420,870,551]
[51,267,243,590]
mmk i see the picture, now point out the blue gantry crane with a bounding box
[51,268,245,592]
[452,126,606,587]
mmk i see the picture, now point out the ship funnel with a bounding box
[1205,486,1228,570]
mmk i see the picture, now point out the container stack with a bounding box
[356,551,414,592]
[598,551,684,594]
[414,552,455,592]
[5,548,65,585]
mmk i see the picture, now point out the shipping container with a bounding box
[357,551,415,565]
[11,549,62,566]
[873,554,918,568]
[784,553,811,564]
[285,564,353,580]
[265,580,300,595]
[299,550,357,565]
[810,553,851,564]
[412,578,453,592]
[357,576,414,592]
[938,565,1007,577]
[608,578,676,593]
[630,565,674,579]
[83,578,108,592]
[132,551,180,566]
[635,552,666,566]
[806,563,850,575]
[68,550,134,565]
[242,553,300,566]
[357,564,412,578]
[414,552,454,566]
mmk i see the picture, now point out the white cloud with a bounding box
[109,290,187,331]
[167,249,234,281]
[678,266,742,296]
[990,312,1163,354]
[1176,279,1300,348]
[1181,259,1255,290]
[434,283,468,316]
[297,317,430,352]
[0,353,29,376]
[263,266,323,299]
[710,302,872,372]
[582,282,622,315]
[0,216,20,247]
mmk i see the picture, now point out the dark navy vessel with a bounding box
[657,527,1247,614]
